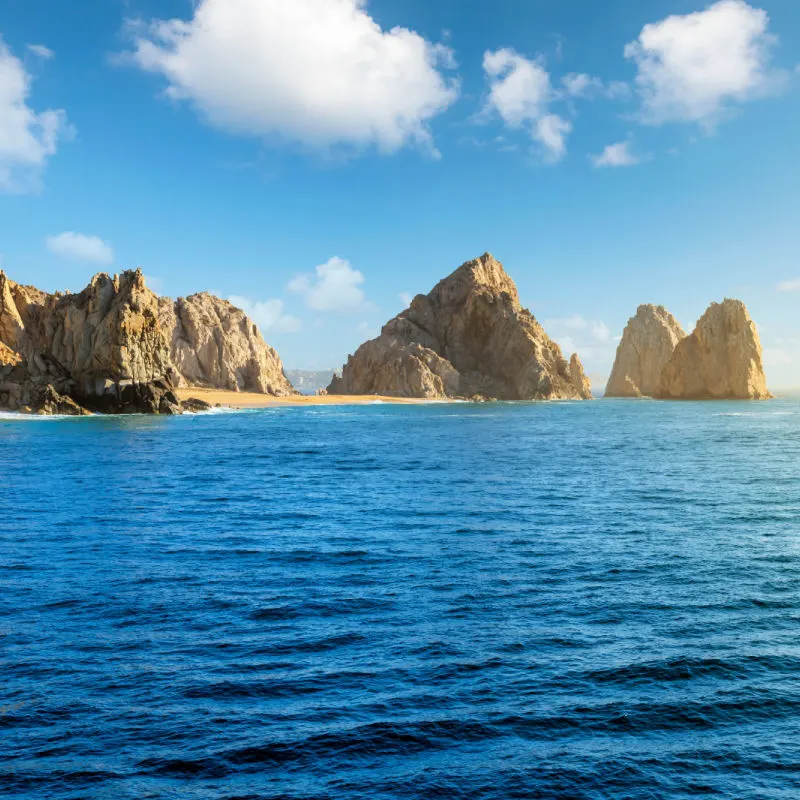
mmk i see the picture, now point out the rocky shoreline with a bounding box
[0,268,295,416]
[0,254,773,416]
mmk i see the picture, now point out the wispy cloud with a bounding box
[46,232,114,265]
[27,44,55,59]
[590,140,643,168]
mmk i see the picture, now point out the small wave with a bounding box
[0,411,90,422]
[192,405,261,415]
[713,410,795,417]
[225,718,496,768]
[581,656,749,686]
[252,632,366,656]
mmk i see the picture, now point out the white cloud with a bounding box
[0,37,68,192]
[590,140,642,167]
[288,257,367,313]
[228,295,301,334]
[27,44,54,60]
[543,314,619,372]
[535,114,571,162]
[776,278,800,293]
[562,73,631,100]
[562,73,601,98]
[46,232,114,265]
[482,47,571,162]
[483,48,551,125]
[126,0,458,156]
[624,0,785,127]
[399,291,413,307]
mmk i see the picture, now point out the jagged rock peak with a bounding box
[328,253,592,401]
[0,267,295,414]
[433,251,521,299]
[657,298,771,400]
[605,304,686,398]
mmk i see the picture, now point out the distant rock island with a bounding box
[606,298,770,400]
[0,269,294,415]
[606,305,687,398]
[328,253,592,400]
[2,260,772,415]
[658,299,771,400]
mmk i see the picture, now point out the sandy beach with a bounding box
[176,388,428,408]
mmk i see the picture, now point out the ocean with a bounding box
[3,398,800,799]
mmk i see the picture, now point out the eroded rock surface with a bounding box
[158,293,294,396]
[605,305,686,397]
[0,268,172,413]
[657,299,771,400]
[328,253,592,400]
[0,268,293,414]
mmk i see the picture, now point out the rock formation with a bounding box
[605,305,686,397]
[158,293,294,396]
[328,253,592,400]
[657,299,771,400]
[0,268,178,414]
[0,268,293,414]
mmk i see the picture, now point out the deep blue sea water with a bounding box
[3,398,800,800]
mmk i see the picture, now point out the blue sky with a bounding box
[1,0,799,387]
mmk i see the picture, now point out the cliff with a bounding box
[0,269,294,414]
[328,253,592,400]
[657,299,771,400]
[0,268,178,413]
[605,304,686,397]
[158,293,294,396]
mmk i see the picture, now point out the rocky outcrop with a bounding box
[657,299,771,400]
[328,253,592,400]
[158,293,294,396]
[605,305,686,397]
[0,268,293,414]
[0,268,178,413]
[0,341,88,415]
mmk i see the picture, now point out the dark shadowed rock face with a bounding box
[328,253,592,400]
[657,299,771,400]
[605,304,686,398]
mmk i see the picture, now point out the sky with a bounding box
[1,0,799,387]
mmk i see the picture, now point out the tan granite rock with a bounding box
[328,253,592,400]
[1,268,172,389]
[158,292,295,396]
[605,305,686,398]
[0,268,294,414]
[657,299,771,400]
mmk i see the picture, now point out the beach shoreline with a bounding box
[176,388,433,408]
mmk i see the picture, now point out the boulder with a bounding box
[33,385,90,416]
[180,397,213,413]
[328,253,592,400]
